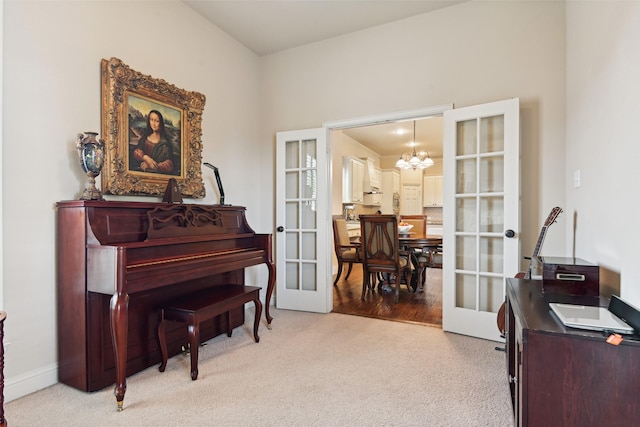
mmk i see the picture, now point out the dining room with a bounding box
[332,214,443,326]
[330,119,444,325]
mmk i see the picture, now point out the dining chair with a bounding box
[399,215,430,290]
[359,215,411,302]
[399,214,427,236]
[332,215,362,286]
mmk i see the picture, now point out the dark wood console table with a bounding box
[505,278,640,426]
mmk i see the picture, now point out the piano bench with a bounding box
[158,285,262,380]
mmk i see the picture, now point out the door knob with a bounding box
[504,229,516,238]
[276,226,284,232]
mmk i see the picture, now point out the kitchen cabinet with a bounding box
[345,221,361,240]
[342,157,364,204]
[423,175,443,207]
[363,192,382,206]
[373,168,382,191]
[362,158,382,193]
[380,170,400,214]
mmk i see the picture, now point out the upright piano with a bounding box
[56,200,275,410]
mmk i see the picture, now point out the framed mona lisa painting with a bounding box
[101,57,206,198]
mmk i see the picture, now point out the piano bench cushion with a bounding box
[158,284,262,380]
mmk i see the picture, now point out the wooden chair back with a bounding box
[360,215,400,271]
[399,214,427,236]
[332,215,361,285]
[332,215,352,250]
[359,215,410,302]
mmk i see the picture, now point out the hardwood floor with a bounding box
[332,264,443,326]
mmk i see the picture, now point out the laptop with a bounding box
[549,303,635,334]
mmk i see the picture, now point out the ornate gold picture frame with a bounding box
[101,57,206,198]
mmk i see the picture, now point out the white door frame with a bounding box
[323,104,453,308]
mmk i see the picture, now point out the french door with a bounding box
[275,129,332,313]
[442,98,520,341]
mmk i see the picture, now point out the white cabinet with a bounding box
[342,157,365,204]
[362,158,382,192]
[373,168,382,191]
[363,192,382,206]
[427,226,443,236]
[346,222,361,239]
[423,175,443,207]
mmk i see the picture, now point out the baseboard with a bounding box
[5,362,58,403]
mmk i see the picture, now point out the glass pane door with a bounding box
[455,115,505,313]
[276,128,330,313]
[443,99,520,341]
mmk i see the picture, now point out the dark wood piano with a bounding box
[56,200,275,410]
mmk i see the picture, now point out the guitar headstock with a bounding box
[544,206,563,226]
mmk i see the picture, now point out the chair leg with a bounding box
[376,272,384,288]
[252,297,262,343]
[333,261,344,285]
[394,277,400,303]
[416,265,426,293]
[188,322,200,381]
[361,268,369,300]
[344,263,354,280]
[158,311,168,372]
[422,266,429,290]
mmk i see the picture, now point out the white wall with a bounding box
[260,1,567,269]
[3,0,262,401]
[565,1,640,303]
[5,0,639,404]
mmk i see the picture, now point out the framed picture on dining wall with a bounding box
[101,57,206,197]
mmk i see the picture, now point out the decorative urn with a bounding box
[76,131,105,200]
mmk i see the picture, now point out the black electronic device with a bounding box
[533,256,599,297]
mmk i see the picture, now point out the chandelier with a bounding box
[395,121,434,170]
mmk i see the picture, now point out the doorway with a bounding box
[275,99,520,341]
[324,105,450,324]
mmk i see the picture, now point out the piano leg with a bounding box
[110,291,129,411]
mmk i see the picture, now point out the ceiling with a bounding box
[341,117,443,158]
[183,0,456,158]
[183,0,467,56]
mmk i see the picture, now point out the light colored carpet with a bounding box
[6,308,513,426]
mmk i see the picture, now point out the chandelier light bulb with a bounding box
[395,120,433,171]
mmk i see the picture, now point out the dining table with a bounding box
[398,232,443,292]
[398,233,442,249]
